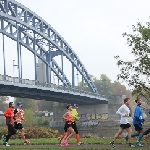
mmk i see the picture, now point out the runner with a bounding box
[60,104,75,146]
[126,107,149,143]
[2,102,16,146]
[71,104,83,145]
[110,98,135,148]
[14,102,30,145]
[143,110,150,136]
[59,104,83,145]
[130,99,144,147]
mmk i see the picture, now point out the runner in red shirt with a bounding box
[1,102,16,146]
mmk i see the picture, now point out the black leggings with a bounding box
[72,122,78,134]
[64,122,78,134]
[6,124,16,142]
[143,128,150,135]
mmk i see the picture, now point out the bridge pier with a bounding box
[50,95,126,127]
[108,95,126,121]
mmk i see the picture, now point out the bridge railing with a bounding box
[0,74,105,99]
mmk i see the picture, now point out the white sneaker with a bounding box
[3,142,10,146]
[78,142,84,145]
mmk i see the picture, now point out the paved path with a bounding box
[0,144,150,149]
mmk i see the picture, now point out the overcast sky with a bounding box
[0,0,150,89]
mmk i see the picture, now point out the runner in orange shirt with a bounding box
[14,102,30,145]
[60,104,75,146]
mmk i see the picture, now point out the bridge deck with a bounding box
[0,75,108,105]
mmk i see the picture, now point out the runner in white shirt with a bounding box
[110,98,135,148]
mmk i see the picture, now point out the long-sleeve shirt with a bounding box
[116,104,130,124]
[3,108,14,125]
[71,108,78,122]
[14,108,24,123]
[133,104,144,125]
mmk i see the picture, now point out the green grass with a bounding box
[0,137,149,150]
[6,137,149,145]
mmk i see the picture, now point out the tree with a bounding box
[23,109,35,127]
[97,74,113,97]
[0,96,9,111]
[115,21,150,101]
[78,74,132,98]
[14,98,36,110]
[112,81,125,95]
[36,100,54,111]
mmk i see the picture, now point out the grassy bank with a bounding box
[0,137,149,150]
[5,136,149,145]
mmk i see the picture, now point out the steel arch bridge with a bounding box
[0,0,108,104]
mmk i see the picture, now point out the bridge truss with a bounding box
[0,0,98,94]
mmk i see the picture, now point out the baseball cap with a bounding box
[17,102,22,106]
[73,104,79,108]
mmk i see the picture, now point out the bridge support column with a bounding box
[49,46,52,83]
[108,95,126,121]
[46,65,50,83]
[72,63,75,88]
[33,32,37,81]
[50,103,108,127]
[61,52,64,87]
[2,34,6,76]
[82,68,84,90]
[16,24,21,79]
[19,44,22,79]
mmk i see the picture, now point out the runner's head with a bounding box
[135,98,142,105]
[66,104,72,111]
[124,98,130,106]
[17,102,22,108]
[73,103,79,109]
[9,102,14,108]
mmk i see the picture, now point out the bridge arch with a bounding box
[0,18,71,87]
[0,0,98,93]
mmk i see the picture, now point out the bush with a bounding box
[0,126,60,139]
[82,133,94,138]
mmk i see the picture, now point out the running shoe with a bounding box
[24,140,30,145]
[136,142,144,147]
[129,143,135,148]
[78,141,84,145]
[3,142,10,146]
[60,140,69,146]
[60,140,66,146]
[57,137,62,144]
[110,141,116,148]
[64,140,69,146]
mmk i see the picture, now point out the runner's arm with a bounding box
[116,106,126,117]
[3,109,12,117]
[62,112,68,120]
[134,108,144,123]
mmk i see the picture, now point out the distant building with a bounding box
[37,59,46,83]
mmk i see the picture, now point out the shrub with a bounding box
[82,133,94,138]
[0,126,60,139]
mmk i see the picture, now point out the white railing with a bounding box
[0,74,105,99]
